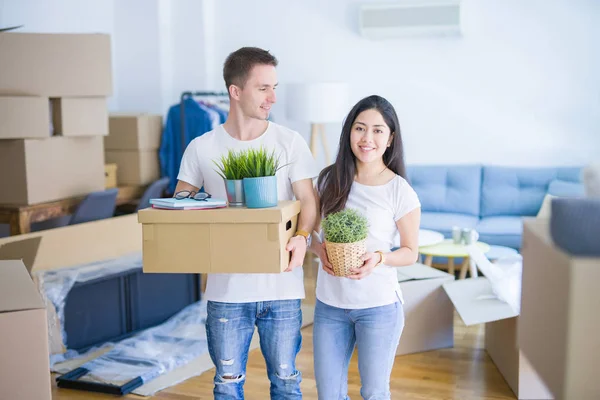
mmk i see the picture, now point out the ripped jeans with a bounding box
[206,300,303,400]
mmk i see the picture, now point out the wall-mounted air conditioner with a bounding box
[359,0,462,39]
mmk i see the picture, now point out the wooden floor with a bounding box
[52,259,516,400]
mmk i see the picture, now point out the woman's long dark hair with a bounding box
[317,95,406,217]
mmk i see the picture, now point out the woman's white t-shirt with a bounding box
[177,122,319,303]
[316,175,421,309]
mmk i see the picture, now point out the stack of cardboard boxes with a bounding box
[0,32,112,205]
[104,114,163,188]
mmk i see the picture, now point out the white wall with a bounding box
[1,0,598,169]
[211,0,600,169]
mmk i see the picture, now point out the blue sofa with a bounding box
[407,165,584,249]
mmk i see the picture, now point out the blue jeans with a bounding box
[313,299,404,400]
[206,300,303,399]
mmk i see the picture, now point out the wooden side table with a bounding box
[419,239,491,279]
[0,185,147,236]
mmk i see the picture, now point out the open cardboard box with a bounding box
[138,200,300,273]
[0,214,141,273]
[443,277,553,399]
[519,218,600,400]
[0,260,52,400]
[396,263,455,356]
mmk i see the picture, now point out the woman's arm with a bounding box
[380,207,421,267]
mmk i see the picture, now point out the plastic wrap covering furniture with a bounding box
[54,301,207,391]
[35,253,143,354]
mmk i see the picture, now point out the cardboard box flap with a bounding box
[0,260,44,313]
[443,277,518,326]
[397,263,454,282]
[0,215,141,272]
[138,200,301,224]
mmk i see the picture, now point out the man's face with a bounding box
[236,64,278,120]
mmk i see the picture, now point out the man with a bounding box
[175,47,318,399]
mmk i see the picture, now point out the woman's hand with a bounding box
[347,252,381,280]
[318,243,335,276]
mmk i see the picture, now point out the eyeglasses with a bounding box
[174,190,212,201]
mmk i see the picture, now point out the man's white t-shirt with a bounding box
[316,175,421,309]
[177,122,318,303]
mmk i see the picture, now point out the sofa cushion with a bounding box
[548,179,585,197]
[476,216,523,249]
[480,166,582,217]
[420,212,479,238]
[407,165,481,216]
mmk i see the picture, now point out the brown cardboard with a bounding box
[0,96,51,139]
[51,97,108,136]
[395,264,455,356]
[105,150,160,185]
[0,214,141,272]
[518,218,600,400]
[0,32,112,96]
[105,114,163,150]
[486,317,553,399]
[0,260,51,400]
[0,136,105,205]
[444,278,552,399]
[105,163,118,189]
[138,201,300,273]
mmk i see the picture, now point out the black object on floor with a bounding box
[56,367,143,395]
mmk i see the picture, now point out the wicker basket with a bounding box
[325,239,367,277]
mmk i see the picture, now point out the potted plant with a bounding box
[322,208,369,277]
[240,147,284,208]
[213,149,246,206]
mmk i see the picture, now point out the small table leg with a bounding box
[447,258,455,275]
[459,258,469,280]
[424,255,433,266]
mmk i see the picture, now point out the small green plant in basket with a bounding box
[322,209,369,243]
[322,209,369,277]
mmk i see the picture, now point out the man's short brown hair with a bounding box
[223,47,278,90]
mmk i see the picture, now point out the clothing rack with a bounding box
[179,91,229,149]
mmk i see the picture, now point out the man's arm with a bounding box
[285,178,318,271]
[173,180,200,196]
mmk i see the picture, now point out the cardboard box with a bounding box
[395,264,455,356]
[51,97,108,137]
[105,163,118,189]
[0,260,51,400]
[0,136,105,205]
[138,201,300,273]
[0,32,112,96]
[443,278,553,399]
[0,214,141,273]
[0,96,51,139]
[105,114,163,150]
[105,150,160,185]
[518,219,600,399]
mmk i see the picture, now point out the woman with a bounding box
[310,95,421,400]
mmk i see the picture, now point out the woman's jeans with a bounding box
[313,299,404,400]
[206,300,303,400]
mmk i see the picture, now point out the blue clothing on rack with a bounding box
[159,98,216,194]
[207,103,228,123]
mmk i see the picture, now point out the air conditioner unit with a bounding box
[359,0,462,39]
